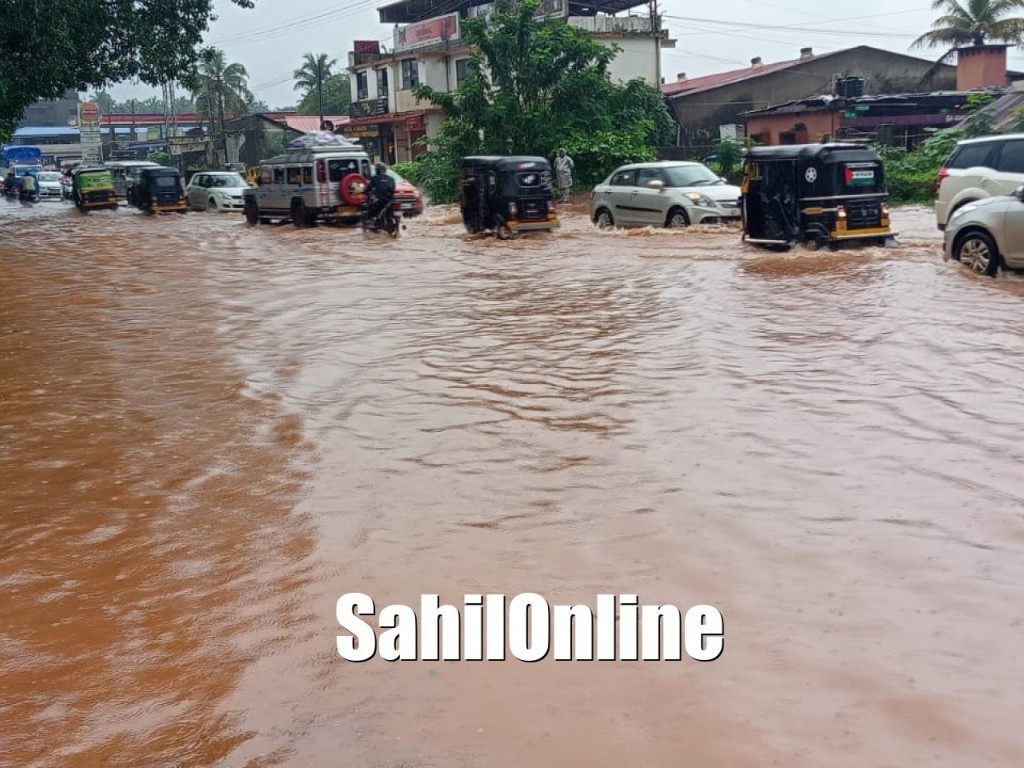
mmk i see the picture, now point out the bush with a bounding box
[877,128,962,205]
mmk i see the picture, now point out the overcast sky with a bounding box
[103,0,1024,108]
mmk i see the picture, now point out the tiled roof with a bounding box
[661,56,809,98]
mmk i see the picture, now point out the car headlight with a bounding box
[686,192,715,206]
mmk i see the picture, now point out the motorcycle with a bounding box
[360,194,401,238]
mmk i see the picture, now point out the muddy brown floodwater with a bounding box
[2,198,1024,768]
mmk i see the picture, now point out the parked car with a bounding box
[388,168,424,218]
[36,171,64,200]
[942,184,1024,276]
[935,133,1024,230]
[186,171,250,211]
[590,161,742,229]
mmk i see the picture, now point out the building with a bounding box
[222,113,353,167]
[741,44,1024,148]
[660,45,961,158]
[16,89,80,129]
[345,0,674,162]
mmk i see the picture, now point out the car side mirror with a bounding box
[1016,184,1024,200]
[647,179,664,190]
[720,176,727,183]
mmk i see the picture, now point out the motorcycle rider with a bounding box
[365,162,396,223]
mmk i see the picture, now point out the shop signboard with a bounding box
[394,13,459,52]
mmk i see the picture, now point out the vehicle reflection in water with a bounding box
[2,201,1024,767]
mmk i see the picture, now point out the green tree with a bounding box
[293,53,338,123]
[0,0,254,133]
[411,0,674,200]
[912,0,1024,50]
[191,48,254,133]
[297,74,351,116]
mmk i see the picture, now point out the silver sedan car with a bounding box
[185,171,250,212]
[943,186,1024,277]
[590,161,742,229]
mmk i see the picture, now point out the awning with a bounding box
[343,110,427,128]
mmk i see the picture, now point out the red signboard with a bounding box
[354,40,380,54]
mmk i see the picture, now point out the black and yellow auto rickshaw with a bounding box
[740,142,894,249]
[70,166,119,214]
[132,166,188,214]
[460,155,559,239]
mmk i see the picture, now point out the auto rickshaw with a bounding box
[132,166,188,214]
[739,142,895,250]
[70,166,119,214]
[460,155,559,239]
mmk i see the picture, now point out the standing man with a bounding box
[554,147,575,203]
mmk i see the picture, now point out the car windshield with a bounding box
[210,173,247,188]
[39,172,61,181]
[662,164,723,187]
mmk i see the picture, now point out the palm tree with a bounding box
[191,47,254,144]
[293,53,337,127]
[912,0,1024,50]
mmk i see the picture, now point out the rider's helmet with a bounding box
[375,162,388,176]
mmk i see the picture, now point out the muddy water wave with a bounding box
[2,201,1024,767]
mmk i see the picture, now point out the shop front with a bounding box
[339,112,429,163]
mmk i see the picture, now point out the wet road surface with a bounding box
[2,199,1024,767]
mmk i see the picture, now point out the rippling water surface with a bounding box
[2,199,1024,767]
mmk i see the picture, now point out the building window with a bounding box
[376,68,389,99]
[401,59,419,90]
[356,71,369,101]
[455,58,470,88]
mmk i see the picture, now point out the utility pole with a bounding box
[216,75,226,166]
[130,99,137,158]
[318,57,325,129]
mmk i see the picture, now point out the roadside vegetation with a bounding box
[0,0,256,136]
[392,0,674,204]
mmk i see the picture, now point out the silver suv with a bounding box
[935,133,1024,230]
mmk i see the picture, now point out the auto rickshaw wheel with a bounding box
[494,215,513,240]
[666,207,690,228]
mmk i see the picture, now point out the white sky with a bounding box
[104,0,1024,108]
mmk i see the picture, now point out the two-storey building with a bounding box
[345,0,674,163]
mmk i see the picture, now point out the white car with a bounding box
[934,133,1024,230]
[590,161,742,229]
[186,171,250,212]
[36,171,64,200]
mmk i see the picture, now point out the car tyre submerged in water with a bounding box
[666,206,690,228]
[594,209,614,229]
[244,199,259,226]
[956,229,1001,277]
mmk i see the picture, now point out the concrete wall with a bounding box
[745,111,836,145]
[667,47,957,155]
[602,37,660,87]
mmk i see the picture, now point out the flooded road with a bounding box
[3,199,1024,767]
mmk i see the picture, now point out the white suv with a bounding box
[935,133,1024,230]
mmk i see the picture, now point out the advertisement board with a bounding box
[78,102,103,163]
[394,13,460,52]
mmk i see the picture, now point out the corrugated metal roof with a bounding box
[14,126,80,137]
[279,115,352,133]
[661,57,807,98]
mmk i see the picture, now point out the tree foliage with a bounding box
[912,0,1024,49]
[409,0,675,202]
[297,74,351,116]
[191,48,255,128]
[0,0,254,133]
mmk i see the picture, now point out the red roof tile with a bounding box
[661,56,809,97]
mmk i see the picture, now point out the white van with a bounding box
[242,144,373,227]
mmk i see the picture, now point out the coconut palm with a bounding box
[912,0,1024,50]
[191,47,254,135]
[293,52,338,126]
